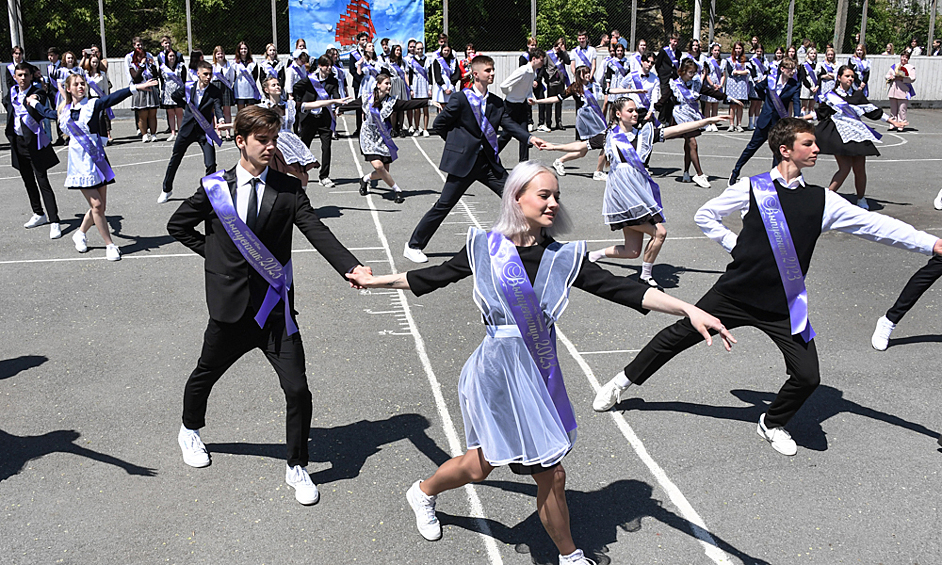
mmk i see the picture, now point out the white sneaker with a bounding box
[871,315,896,351]
[319,177,336,188]
[527,123,534,132]
[934,189,942,210]
[406,480,442,541]
[105,244,121,261]
[408,126,416,134]
[24,213,47,228]
[857,197,869,210]
[285,464,320,505]
[552,159,566,176]
[560,549,597,565]
[412,128,422,137]
[72,230,88,253]
[593,372,631,411]
[756,414,797,456]
[422,129,430,137]
[403,244,428,264]
[166,133,176,142]
[178,425,211,468]
[592,170,608,181]
[538,124,551,133]
[49,223,62,239]
[692,174,712,189]
[682,172,692,183]
[142,133,151,143]
[157,191,171,204]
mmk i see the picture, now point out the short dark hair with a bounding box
[577,30,588,37]
[316,55,331,67]
[529,48,546,61]
[14,62,32,73]
[470,54,494,70]
[381,37,389,46]
[642,52,655,63]
[768,117,815,158]
[297,52,310,64]
[669,32,680,40]
[356,32,368,40]
[234,104,281,140]
[47,46,59,56]
[11,45,23,55]
[438,32,448,40]
[196,60,212,72]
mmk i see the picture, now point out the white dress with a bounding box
[409,55,431,98]
[268,100,317,167]
[603,124,665,228]
[724,58,750,100]
[671,76,704,123]
[232,61,260,101]
[432,57,457,104]
[59,98,110,188]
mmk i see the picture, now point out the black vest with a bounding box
[714,180,826,314]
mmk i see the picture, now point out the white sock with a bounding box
[641,262,654,279]
[588,249,607,263]
[560,549,585,564]
[362,173,371,182]
[613,370,632,389]
[392,184,401,192]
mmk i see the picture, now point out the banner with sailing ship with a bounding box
[288,0,425,59]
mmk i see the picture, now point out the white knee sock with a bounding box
[641,262,654,279]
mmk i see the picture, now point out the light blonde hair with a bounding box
[491,162,572,240]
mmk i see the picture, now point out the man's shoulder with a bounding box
[267,168,303,194]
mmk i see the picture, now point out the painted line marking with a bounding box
[0,246,386,266]
[576,349,641,355]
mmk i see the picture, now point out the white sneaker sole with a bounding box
[287,481,320,505]
[406,483,442,541]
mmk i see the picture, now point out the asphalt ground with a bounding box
[1,106,941,565]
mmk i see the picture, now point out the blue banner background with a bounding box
[288,0,425,59]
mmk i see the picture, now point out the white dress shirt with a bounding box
[695,167,938,255]
[499,62,536,103]
[235,164,267,223]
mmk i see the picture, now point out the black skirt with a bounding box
[363,153,393,164]
[610,213,664,231]
[814,119,880,157]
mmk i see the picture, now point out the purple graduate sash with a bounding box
[611,125,663,216]
[546,50,571,87]
[365,94,398,161]
[202,171,298,335]
[63,104,115,183]
[750,55,766,77]
[235,62,261,99]
[889,64,915,99]
[521,51,530,62]
[86,78,115,120]
[766,75,789,119]
[333,64,347,92]
[683,53,702,71]
[11,86,51,149]
[608,57,627,76]
[664,47,679,69]
[389,61,411,97]
[629,73,661,127]
[750,172,814,342]
[486,232,577,434]
[435,55,453,85]
[850,57,870,96]
[582,83,605,121]
[708,58,723,84]
[802,62,821,101]
[672,79,703,118]
[574,46,592,68]
[6,62,15,81]
[161,64,185,90]
[824,91,882,140]
[409,56,429,83]
[262,61,280,80]
[184,82,223,146]
[463,88,500,159]
[307,72,336,131]
[212,66,233,90]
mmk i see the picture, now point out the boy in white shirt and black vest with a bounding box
[593,117,942,456]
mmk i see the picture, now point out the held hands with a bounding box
[687,307,737,351]
[529,136,547,149]
[347,265,374,289]
[933,239,942,256]
[888,118,905,129]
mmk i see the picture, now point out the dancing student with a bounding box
[328,47,349,99]
[589,97,730,287]
[157,61,225,204]
[357,73,410,203]
[885,50,915,132]
[728,58,805,185]
[535,65,637,181]
[37,72,158,258]
[7,62,61,237]
[629,38,647,74]
[83,53,113,145]
[458,43,476,91]
[540,38,570,131]
[815,65,904,210]
[619,52,659,127]
[258,76,320,187]
[294,55,349,189]
[724,41,750,132]
[746,44,768,131]
[127,38,160,142]
[348,32,370,136]
[571,30,597,80]
[384,43,412,137]
[594,117,942,456]
[499,48,545,164]
[816,47,838,103]
[167,104,370,505]
[871,255,942,351]
[403,54,545,263]
[260,43,286,91]
[654,32,682,123]
[233,41,262,111]
[348,161,732,563]
[702,43,726,132]
[797,47,819,114]
[602,43,630,119]
[159,49,186,142]
[432,43,459,107]
[408,41,431,137]
[666,58,742,188]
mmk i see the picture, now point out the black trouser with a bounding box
[498,101,530,163]
[162,131,216,193]
[657,76,673,123]
[544,84,564,127]
[408,152,506,250]
[886,255,942,324]
[183,309,312,468]
[730,121,780,179]
[15,139,59,222]
[624,287,820,429]
[300,117,333,180]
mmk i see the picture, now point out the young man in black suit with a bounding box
[167,105,371,505]
[654,32,682,123]
[347,32,369,136]
[6,63,61,238]
[293,54,343,188]
[403,54,545,263]
[157,61,224,204]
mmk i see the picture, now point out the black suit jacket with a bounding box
[4,83,59,172]
[756,78,802,130]
[167,166,361,324]
[292,73,340,131]
[171,83,224,140]
[432,89,530,178]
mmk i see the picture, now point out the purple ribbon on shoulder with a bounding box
[766,75,789,119]
[203,171,298,335]
[365,94,398,161]
[235,62,261,99]
[751,172,814,342]
[582,83,606,122]
[184,82,223,146]
[825,91,882,140]
[307,72,337,131]
[709,58,723,83]
[629,73,661,127]
[575,47,592,68]
[463,88,500,159]
[85,79,115,120]
[435,54,453,84]
[213,67,233,90]
[263,61,280,80]
[608,57,627,76]
[751,56,766,76]
[672,79,702,118]
[665,47,679,69]
[63,107,115,183]
[546,50,571,87]
[611,125,663,217]
[333,64,347,91]
[486,232,577,434]
[11,87,51,149]
[409,57,428,83]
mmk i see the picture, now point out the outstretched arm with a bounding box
[641,288,736,350]
[346,271,410,289]
[663,114,730,138]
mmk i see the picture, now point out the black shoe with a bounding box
[358,178,369,196]
[728,173,739,186]
[394,191,404,204]
[555,123,566,131]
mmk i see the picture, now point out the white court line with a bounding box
[417,139,732,564]
[0,246,385,266]
[344,119,504,565]
[576,349,640,355]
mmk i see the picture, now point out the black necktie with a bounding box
[246,178,259,230]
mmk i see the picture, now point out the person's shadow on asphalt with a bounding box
[438,478,770,565]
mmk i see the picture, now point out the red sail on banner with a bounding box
[334,0,376,48]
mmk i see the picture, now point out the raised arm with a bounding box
[822,189,940,255]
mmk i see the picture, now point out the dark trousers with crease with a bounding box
[15,138,59,222]
[498,101,530,163]
[182,308,312,468]
[408,151,506,250]
[624,287,820,428]
[731,122,781,179]
[162,131,216,193]
[300,117,333,180]
[886,255,942,324]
